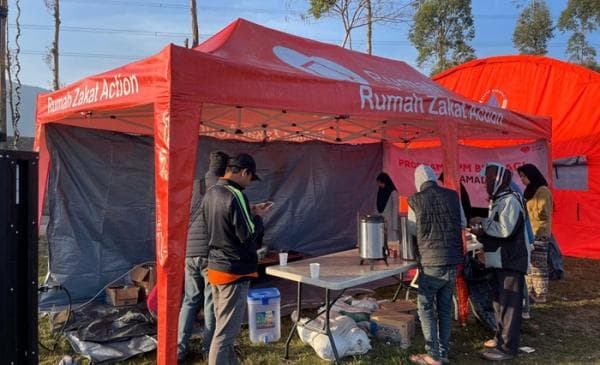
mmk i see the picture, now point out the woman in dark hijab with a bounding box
[517,163,553,303]
[376,172,399,242]
[438,172,472,221]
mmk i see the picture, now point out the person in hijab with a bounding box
[517,163,553,303]
[470,163,529,361]
[376,172,399,242]
[407,165,465,365]
[508,181,536,320]
[438,172,472,221]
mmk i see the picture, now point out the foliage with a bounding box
[307,0,411,51]
[408,0,476,76]
[512,0,554,55]
[558,0,600,69]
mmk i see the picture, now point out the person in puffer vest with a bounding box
[177,150,229,361]
[470,162,529,361]
[407,164,465,365]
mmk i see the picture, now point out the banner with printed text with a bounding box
[383,141,548,207]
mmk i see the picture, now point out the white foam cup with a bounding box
[279,252,288,266]
[309,263,320,278]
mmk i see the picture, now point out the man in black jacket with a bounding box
[178,151,229,361]
[204,153,269,365]
[408,164,465,365]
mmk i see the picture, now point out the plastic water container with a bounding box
[247,288,281,343]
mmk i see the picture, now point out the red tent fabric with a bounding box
[35,19,550,364]
[434,56,600,259]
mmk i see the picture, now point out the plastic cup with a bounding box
[309,263,320,279]
[279,252,288,266]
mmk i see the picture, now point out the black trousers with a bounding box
[491,269,525,356]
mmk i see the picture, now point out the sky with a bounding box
[5,0,600,89]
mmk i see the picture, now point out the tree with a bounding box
[190,0,199,48]
[366,0,372,54]
[408,0,476,76]
[307,0,411,52]
[512,0,554,55]
[6,0,22,149]
[558,0,600,69]
[44,0,60,90]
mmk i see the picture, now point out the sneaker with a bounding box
[484,339,497,349]
[522,311,531,319]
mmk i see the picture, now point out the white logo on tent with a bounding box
[479,89,508,109]
[273,46,369,85]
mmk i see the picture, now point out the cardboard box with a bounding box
[106,286,141,306]
[371,312,415,346]
[378,300,418,316]
[130,264,156,297]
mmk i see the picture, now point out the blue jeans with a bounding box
[417,265,457,361]
[178,257,215,358]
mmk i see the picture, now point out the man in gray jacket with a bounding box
[408,164,465,365]
[470,162,529,361]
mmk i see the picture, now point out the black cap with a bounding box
[228,153,261,181]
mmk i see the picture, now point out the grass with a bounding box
[38,238,600,364]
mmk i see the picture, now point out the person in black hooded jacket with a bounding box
[177,151,229,361]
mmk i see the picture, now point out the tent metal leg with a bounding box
[284,281,302,359]
[325,288,341,364]
[283,283,343,364]
[391,273,405,302]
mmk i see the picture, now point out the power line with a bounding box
[9,23,192,38]
[60,0,307,16]
[59,0,571,20]
[10,23,600,49]
[21,50,139,60]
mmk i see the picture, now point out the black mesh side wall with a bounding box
[42,125,382,304]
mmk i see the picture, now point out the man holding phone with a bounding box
[203,153,271,365]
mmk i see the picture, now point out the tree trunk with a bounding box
[366,0,372,54]
[52,0,60,90]
[190,0,198,48]
[0,0,8,146]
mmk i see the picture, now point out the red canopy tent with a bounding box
[35,19,550,364]
[434,55,600,259]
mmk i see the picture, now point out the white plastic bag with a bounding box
[297,313,371,361]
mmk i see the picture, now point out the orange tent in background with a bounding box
[434,55,600,259]
[35,20,550,364]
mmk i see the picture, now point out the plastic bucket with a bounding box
[247,288,281,343]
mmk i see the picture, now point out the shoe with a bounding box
[530,294,547,304]
[409,353,442,365]
[484,339,497,349]
[522,311,531,319]
[440,356,450,364]
[481,348,514,361]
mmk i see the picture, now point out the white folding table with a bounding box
[266,249,416,364]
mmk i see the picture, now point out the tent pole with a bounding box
[544,138,553,189]
[439,121,470,325]
[154,96,202,365]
